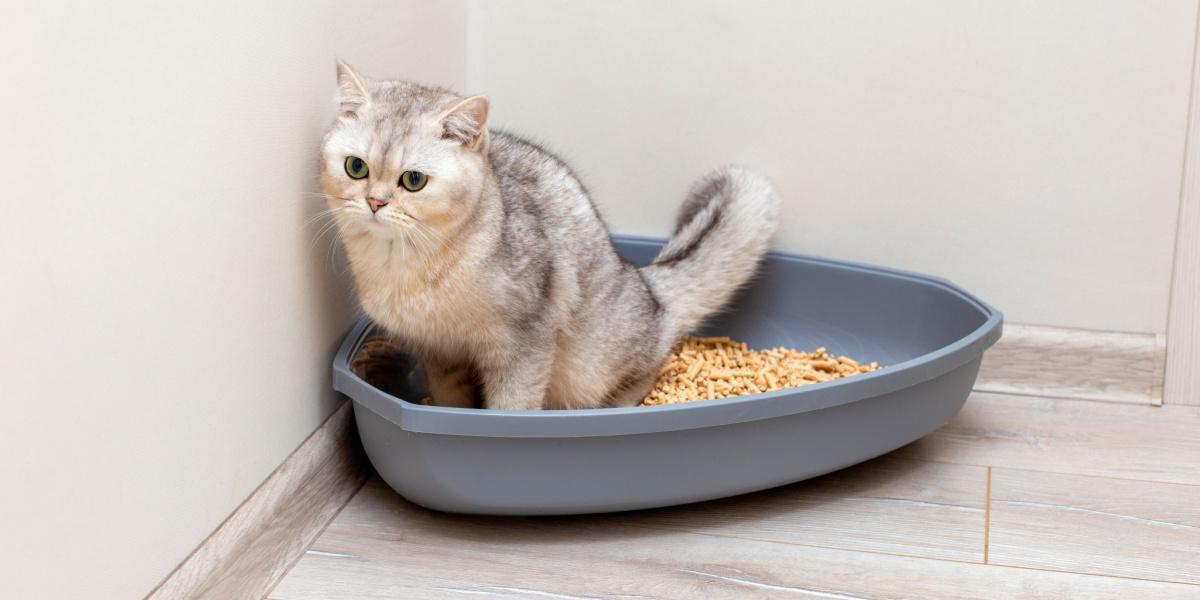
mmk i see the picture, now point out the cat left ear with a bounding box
[335,59,371,117]
[441,96,490,150]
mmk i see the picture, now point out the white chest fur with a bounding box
[348,237,505,360]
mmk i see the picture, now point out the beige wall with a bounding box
[468,0,1196,334]
[0,1,465,598]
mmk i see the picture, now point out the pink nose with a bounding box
[367,198,389,213]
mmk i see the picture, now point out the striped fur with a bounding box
[320,62,779,409]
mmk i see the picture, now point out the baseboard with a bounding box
[976,323,1167,405]
[144,400,371,600]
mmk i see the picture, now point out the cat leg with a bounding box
[606,371,657,408]
[423,359,479,409]
[481,350,553,411]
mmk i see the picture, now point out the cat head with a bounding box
[320,60,490,246]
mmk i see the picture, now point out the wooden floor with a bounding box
[269,392,1200,599]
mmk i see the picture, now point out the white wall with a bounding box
[469,0,1196,334]
[0,1,465,598]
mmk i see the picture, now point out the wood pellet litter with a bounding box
[641,336,880,406]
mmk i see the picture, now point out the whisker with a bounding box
[307,208,349,258]
[412,219,447,254]
[405,217,438,256]
[327,229,343,275]
[302,206,344,228]
[307,224,339,259]
[301,191,358,204]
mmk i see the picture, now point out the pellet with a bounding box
[642,336,881,406]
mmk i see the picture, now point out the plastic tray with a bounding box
[333,236,1003,515]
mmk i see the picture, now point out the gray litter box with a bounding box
[332,236,1003,515]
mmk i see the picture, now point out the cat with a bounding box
[321,60,780,410]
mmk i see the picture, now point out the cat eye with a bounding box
[344,156,369,180]
[399,170,429,192]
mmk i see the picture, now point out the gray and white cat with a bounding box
[321,61,779,410]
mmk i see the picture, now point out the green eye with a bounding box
[399,170,428,192]
[344,156,369,180]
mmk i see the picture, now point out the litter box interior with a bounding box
[349,239,990,407]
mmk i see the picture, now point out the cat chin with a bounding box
[339,217,400,240]
[362,220,405,238]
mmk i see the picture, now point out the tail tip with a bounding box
[713,165,780,222]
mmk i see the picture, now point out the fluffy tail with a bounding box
[641,167,780,338]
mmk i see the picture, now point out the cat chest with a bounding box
[360,282,502,347]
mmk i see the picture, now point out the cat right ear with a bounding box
[335,59,371,117]
[441,96,490,150]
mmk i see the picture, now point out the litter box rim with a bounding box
[332,235,1003,438]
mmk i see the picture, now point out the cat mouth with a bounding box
[358,213,390,232]
[361,214,414,240]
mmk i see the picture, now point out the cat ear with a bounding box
[441,96,490,150]
[335,59,371,117]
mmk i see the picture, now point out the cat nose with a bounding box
[367,198,389,213]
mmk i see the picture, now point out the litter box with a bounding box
[332,236,1003,515]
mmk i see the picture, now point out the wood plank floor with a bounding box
[989,469,1200,585]
[894,392,1200,484]
[270,392,1200,599]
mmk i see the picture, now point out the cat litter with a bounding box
[642,336,880,406]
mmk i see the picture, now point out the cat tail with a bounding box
[640,166,781,339]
